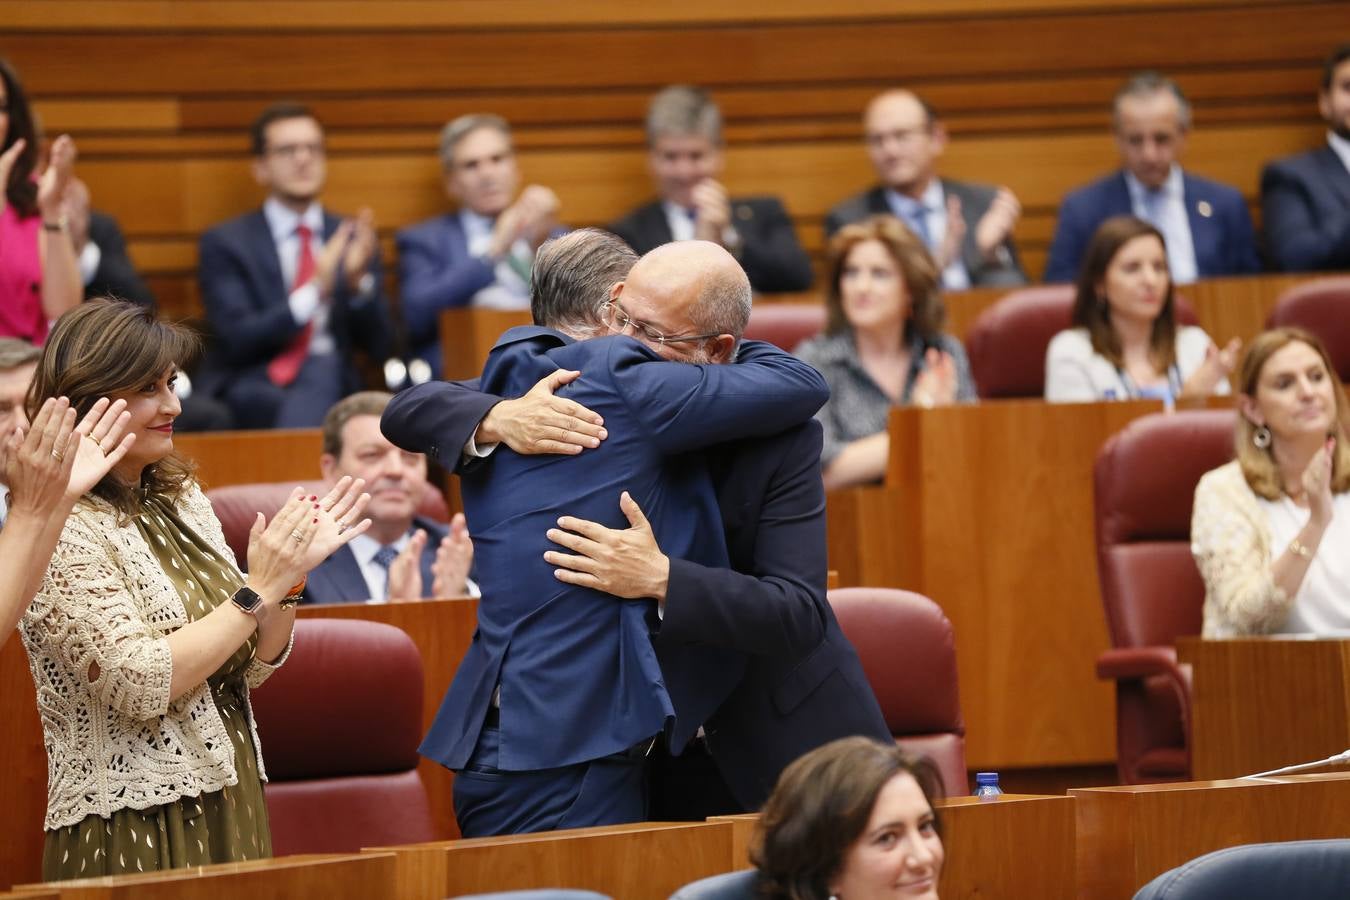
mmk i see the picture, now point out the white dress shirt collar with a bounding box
[1328,131,1350,176]
[263,197,324,244]
[346,528,413,603]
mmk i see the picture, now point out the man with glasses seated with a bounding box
[383,230,831,837]
[195,102,392,428]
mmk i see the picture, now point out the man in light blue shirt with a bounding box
[1045,72,1261,283]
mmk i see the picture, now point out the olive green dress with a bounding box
[42,496,273,880]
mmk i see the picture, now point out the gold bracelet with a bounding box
[1289,538,1313,560]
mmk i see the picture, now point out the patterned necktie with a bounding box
[372,544,399,600]
[267,223,317,387]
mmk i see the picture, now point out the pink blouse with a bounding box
[0,204,48,343]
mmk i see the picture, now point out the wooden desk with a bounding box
[1071,772,1350,899]
[8,853,399,899]
[440,308,531,382]
[175,429,323,489]
[827,399,1162,769]
[712,794,1074,898]
[297,599,479,840]
[1178,636,1350,781]
[370,821,734,900]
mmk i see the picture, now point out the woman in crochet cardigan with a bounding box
[1192,327,1350,637]
[19,299,371,879]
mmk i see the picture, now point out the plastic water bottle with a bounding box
[973,772,1003,801]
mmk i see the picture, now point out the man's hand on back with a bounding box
[475,368,608,455]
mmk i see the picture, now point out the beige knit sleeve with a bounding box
[244,629,294,689]
[29,511,174,722]
[1191,468,1291,635]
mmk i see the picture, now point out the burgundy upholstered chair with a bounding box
[742,303,826,352]
[207,480,450,568]
[250,618,436,854]
[1266,276,1350,381]
[1093,409,1235,784]
[966,285,1200,399]
[827,587,966,796]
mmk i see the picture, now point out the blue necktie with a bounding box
[372,545,399,600]
[904,205,932,249]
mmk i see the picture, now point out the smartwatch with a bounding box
[230,586,269,626]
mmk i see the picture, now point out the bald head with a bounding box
[863,89,945,196]
[530,228,637,338]
[612,240,751,363]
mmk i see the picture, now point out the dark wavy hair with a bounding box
[0,56,39,218]
[752,737,945,900]
[28,299,200,518]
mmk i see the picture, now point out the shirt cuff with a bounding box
[464,577,482,599]
[463,430,500,460]
[78,240,102,286]
[287,282,322,325]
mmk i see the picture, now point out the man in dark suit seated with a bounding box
[825,89,1026,289]
[62,179,155,307]
[397,114,565,379]
[608,85,814,295]
[1045,72,1261,283]
[384,230,889,833]
[303,390,475,605]
[196,102,392,429]
[1262,44,1350,272]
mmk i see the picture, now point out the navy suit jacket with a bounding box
[1261,146,1350,272]
[396,213,565,379]
[196,209,392,397]
[1043,170,1262,283]
[302,516,447,605]
[86,211,156,307]
[658,420,890,810]
[607,197,814,294]
[383,329,828,773]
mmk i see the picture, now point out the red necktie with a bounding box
[267,223,317,387]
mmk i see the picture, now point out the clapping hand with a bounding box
[37,135,77,221]
[1303,436,1337,528]
[431,513,474,597]
[342,207,378,292]
[245,477,371,602]
[4,397,136,516]
[910,348,959,408]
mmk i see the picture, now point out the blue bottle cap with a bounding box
[975,772,999,784]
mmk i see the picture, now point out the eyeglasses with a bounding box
[601,300,723,347]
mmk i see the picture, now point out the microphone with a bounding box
[1241,749,1350,779]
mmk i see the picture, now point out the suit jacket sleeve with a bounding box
[397,223,497,345]
[735,198,814,293]
[1220,191,1263,275]
[86,213,156,307]
[346,243,394,363]
[1044,194,1091,283]
[613,339,829,456]
[381,378,498,471]
[660,423,829,658]
[1261,161,1350,272]
[198,227,304,367]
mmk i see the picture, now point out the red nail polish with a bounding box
[313,518,319,524]
[309,495,318,501]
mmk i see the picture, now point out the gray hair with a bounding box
[0,337,40,372]
[531,229,638,336]
[645,85,723,147]
[690,262,752,339]
[1113,71,1192,131]
[439,113,512,171]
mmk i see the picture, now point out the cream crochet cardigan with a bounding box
[1191,460,1294,638]
[19,483,290,830]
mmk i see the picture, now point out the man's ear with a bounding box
[251,156,269,189]
[709,334,737,364]
[319,453,339,482]
[1319,90,1333,124]
[1237,393,1263,429]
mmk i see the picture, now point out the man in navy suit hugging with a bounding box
[302,391,476,605]
[385,231,889,836]
[1045,72,1261,283]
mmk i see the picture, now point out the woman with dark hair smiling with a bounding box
[753,736,945,899]
[794,214,975,490]
[0,56,81,342]
[1045,215,1236,403]
[19,299,371,879]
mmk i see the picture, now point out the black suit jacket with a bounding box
[381,385,889,811]
[1261,145,1350,272]
[823,181,1027,287]
[85,211,156,307]
[195,208,393,397]
[608,197,814,293]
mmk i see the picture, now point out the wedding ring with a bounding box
[290,529,305,544]
[51,449,64,461]
[90,435,105,454]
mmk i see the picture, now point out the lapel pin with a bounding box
[736,205,754,221]
[1196,200,1213,218]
